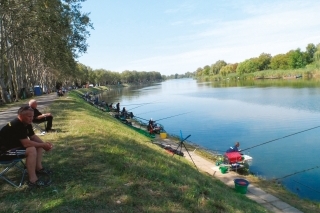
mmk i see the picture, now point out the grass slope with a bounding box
[2,91,270,213]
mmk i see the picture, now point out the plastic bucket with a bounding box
[219,166,228,174]
[234,179,250,194]
[160,132,167,139]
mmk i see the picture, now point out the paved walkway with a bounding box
[0,93,58,129]
[155,138,303,213]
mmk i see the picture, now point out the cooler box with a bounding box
[224,152,242,164]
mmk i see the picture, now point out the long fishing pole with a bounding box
[274,165,320,180]
[133,111,192,122]
[127,104,152,111]
[136,108,166,116]
[241,125,320,152]
[122,102,154,106]
[133,115,149,121]
[156,111,192,122]
[126,101,161,111]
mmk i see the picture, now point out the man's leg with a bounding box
[25,147,38,183]
[45,116,53,130]
[35,147,44,171]
[33,118,47,131]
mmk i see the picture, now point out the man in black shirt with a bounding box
[0,106,54,187]
[29,99,54,132]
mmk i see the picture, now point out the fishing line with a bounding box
[126,101,161,111]
[274,165,320,180]
[127,104,151,111]
[292,180,320,194]
[133,111,192,122]
[122,102,154,106]
[136,108,166,116]
[133,116,149,121]
[156,111,192,122]
[241,125,320,152]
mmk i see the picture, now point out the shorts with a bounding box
[0,147,26,161]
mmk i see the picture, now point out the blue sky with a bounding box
[78,0,320,76]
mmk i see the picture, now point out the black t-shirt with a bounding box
[0,118,34,150]
[32,108,42,121]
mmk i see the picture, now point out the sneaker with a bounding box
[36,168,53,175]
[40,131,46,136]
[27,179,50,188]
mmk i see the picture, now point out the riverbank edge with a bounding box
[77,86,319,212]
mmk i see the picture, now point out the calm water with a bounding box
[100,78,320,201]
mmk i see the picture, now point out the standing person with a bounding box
[226,142,241,153]
[0,106,53,187]
[29,99,55,132]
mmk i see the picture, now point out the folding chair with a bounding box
[0,151,27,187]
[32,122,46,135]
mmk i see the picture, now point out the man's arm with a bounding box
[33,108,52,120]
[21,136,53,151]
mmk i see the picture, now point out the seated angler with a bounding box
[116,103,120,113]
[0,106,53,188]
[226,142,241,153]
[121,107,128,118]
[29,99,55,132]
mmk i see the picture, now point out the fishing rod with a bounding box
[127,104,152,111]
[274,165,320,180]
[156,111,192,122]
[136,108,166,116]
[126,101,161,111]
[133,115,149,122]
[122,102,154,106]
[133,111,192,123]
[241,125,320,152]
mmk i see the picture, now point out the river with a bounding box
[100,78,320,201]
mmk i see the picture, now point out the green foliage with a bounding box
[270,54,289,70]
[220,63,238,76]
[211,60,227,75]
[193,43,320,79]
[257,53,272,70]
[236,58,259,74]
[286,49,307,69]
[306,43,317,63]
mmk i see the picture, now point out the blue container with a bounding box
[34,86,42,96]
[234,179,250,194]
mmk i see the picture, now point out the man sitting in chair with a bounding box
[0,106,53,187]
[29,99,55,132]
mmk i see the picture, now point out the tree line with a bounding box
[0,0,163,104]
[0,0,92,103]
[76,64,163,87]
[194,43,320,77]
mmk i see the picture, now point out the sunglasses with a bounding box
[17,106,33,114]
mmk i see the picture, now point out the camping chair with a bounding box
[32,122,46,135]
[0,150,27,188]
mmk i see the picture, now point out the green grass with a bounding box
[0,91,270,213]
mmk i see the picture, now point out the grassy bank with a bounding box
[1,91,270,213]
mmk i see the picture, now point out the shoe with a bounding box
[46,129,57,133]
[27,179,50,188]
[40,131,46,136]
[36,168,53,175]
